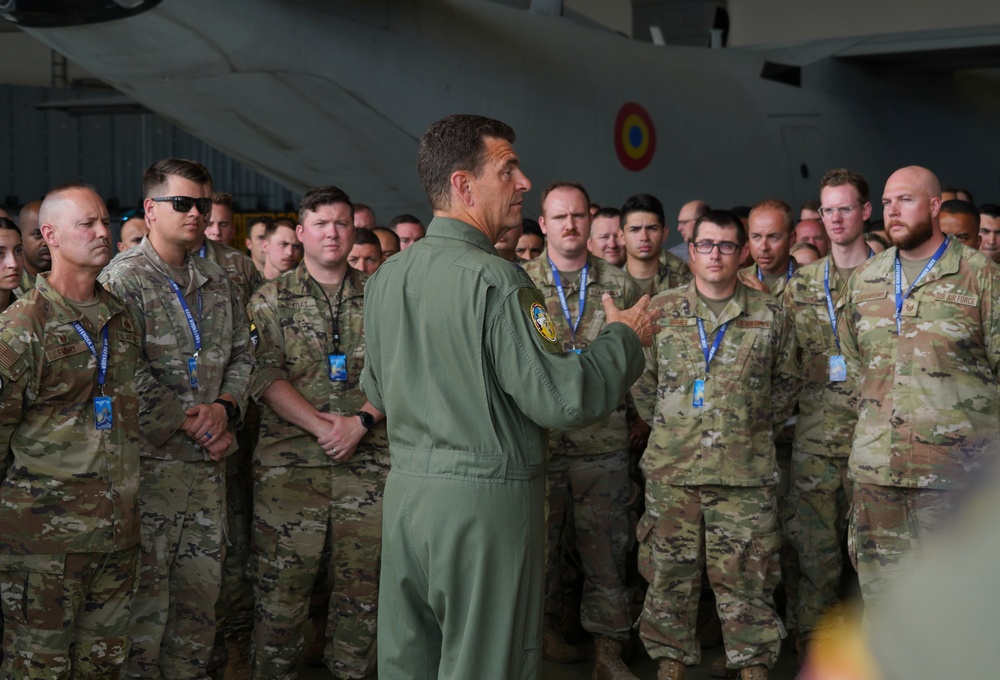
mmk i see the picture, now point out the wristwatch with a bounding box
[214,398,240,423]
[356,410,375,430]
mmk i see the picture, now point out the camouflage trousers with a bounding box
[125,458,226,680]
[784,450,852,636]
[0,548,139,679]
[251,454,387,680]
[849,483,955,618]
[637,483,782,669]
[773,437,799,634]
[544,449,632,639]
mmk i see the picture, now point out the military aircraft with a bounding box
[4,0,1000,227]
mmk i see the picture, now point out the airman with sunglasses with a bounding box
[632,209,800,680]
[99,158,253,679]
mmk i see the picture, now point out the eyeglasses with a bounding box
[818,204,861,218]
[151,196,212,215]
[692,240,739,255]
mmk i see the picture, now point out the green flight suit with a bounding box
[361,217,644,680]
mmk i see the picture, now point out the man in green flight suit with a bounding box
[361,114,658,680]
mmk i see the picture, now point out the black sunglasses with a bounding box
[151,196,212,215]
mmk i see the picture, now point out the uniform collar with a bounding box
[37,272,125,331]
[681,278,746,328]
[137,235,210,293]
[289,261,366,300]
[427,217,499,255]
[534,249,603,286]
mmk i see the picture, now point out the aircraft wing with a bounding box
[745,24,1000,71]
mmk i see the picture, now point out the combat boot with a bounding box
[710,656,738,678]
[591,637,638,680]
[542,627,581,663]
[657,658,685,680]
[739,665,768,680]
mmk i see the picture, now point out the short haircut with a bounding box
[387,214,424,232]
[620,193,665,226]
[266,217,296,238]
[417,114,516,211]
[749,199,793,235]
[692,209,747,246]
[39,182,97,226]
[979,203,1000,219]
[372,227,400,251]
[800,198,821,212]
[790,242,821,257]
[941,199,980,228]
[865,232,889,249]
[819,168,870,205]
[299,185,353,218]
[143,158,212,198]
[354,202,376,223]
[212,191,234,209]
[247,216,272,231]
[540,181,591,213]
[353,228,382,251]
[942,184,973,202]
[941,199,979,218]
[593,207,621,220]
[0,216,19,235]
[522,218,542,237]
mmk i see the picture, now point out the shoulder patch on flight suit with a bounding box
[518,288,561,353]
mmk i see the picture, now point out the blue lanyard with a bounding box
[757,259,794,283]
[72,321,110,395]
[823,248,875,351]
[894,238,949,334]
[696,318,728,374]
[548,259,588,345]
[166,278,203,353]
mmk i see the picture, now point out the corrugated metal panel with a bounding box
[0,84,299,216]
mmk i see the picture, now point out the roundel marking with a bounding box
[614,102,656,172]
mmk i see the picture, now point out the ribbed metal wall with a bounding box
[0,85,300,217]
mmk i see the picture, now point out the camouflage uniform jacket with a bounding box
[0,276,141,554]
[740,260,797,297]
[633,280,801,486]
[198,238,263,308]
[523,251,641,455]
[248,262,387,467]
[640,249,693,297]
[782,257,858,458]
[840,239,1000,489]
[99,237,253,461]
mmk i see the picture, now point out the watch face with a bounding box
[358,411,374,428]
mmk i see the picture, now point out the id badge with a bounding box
[328,353,348,381]
[94,396,113,430]
[692,379,705,408]
[829,355,847,382]
[188,357,199,388]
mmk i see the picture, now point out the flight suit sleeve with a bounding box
[101,273,188,447]
[247,289,288,401]
[219,281,254,419]
[487,285,644,431]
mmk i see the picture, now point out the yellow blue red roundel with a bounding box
[614,102,656,172]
